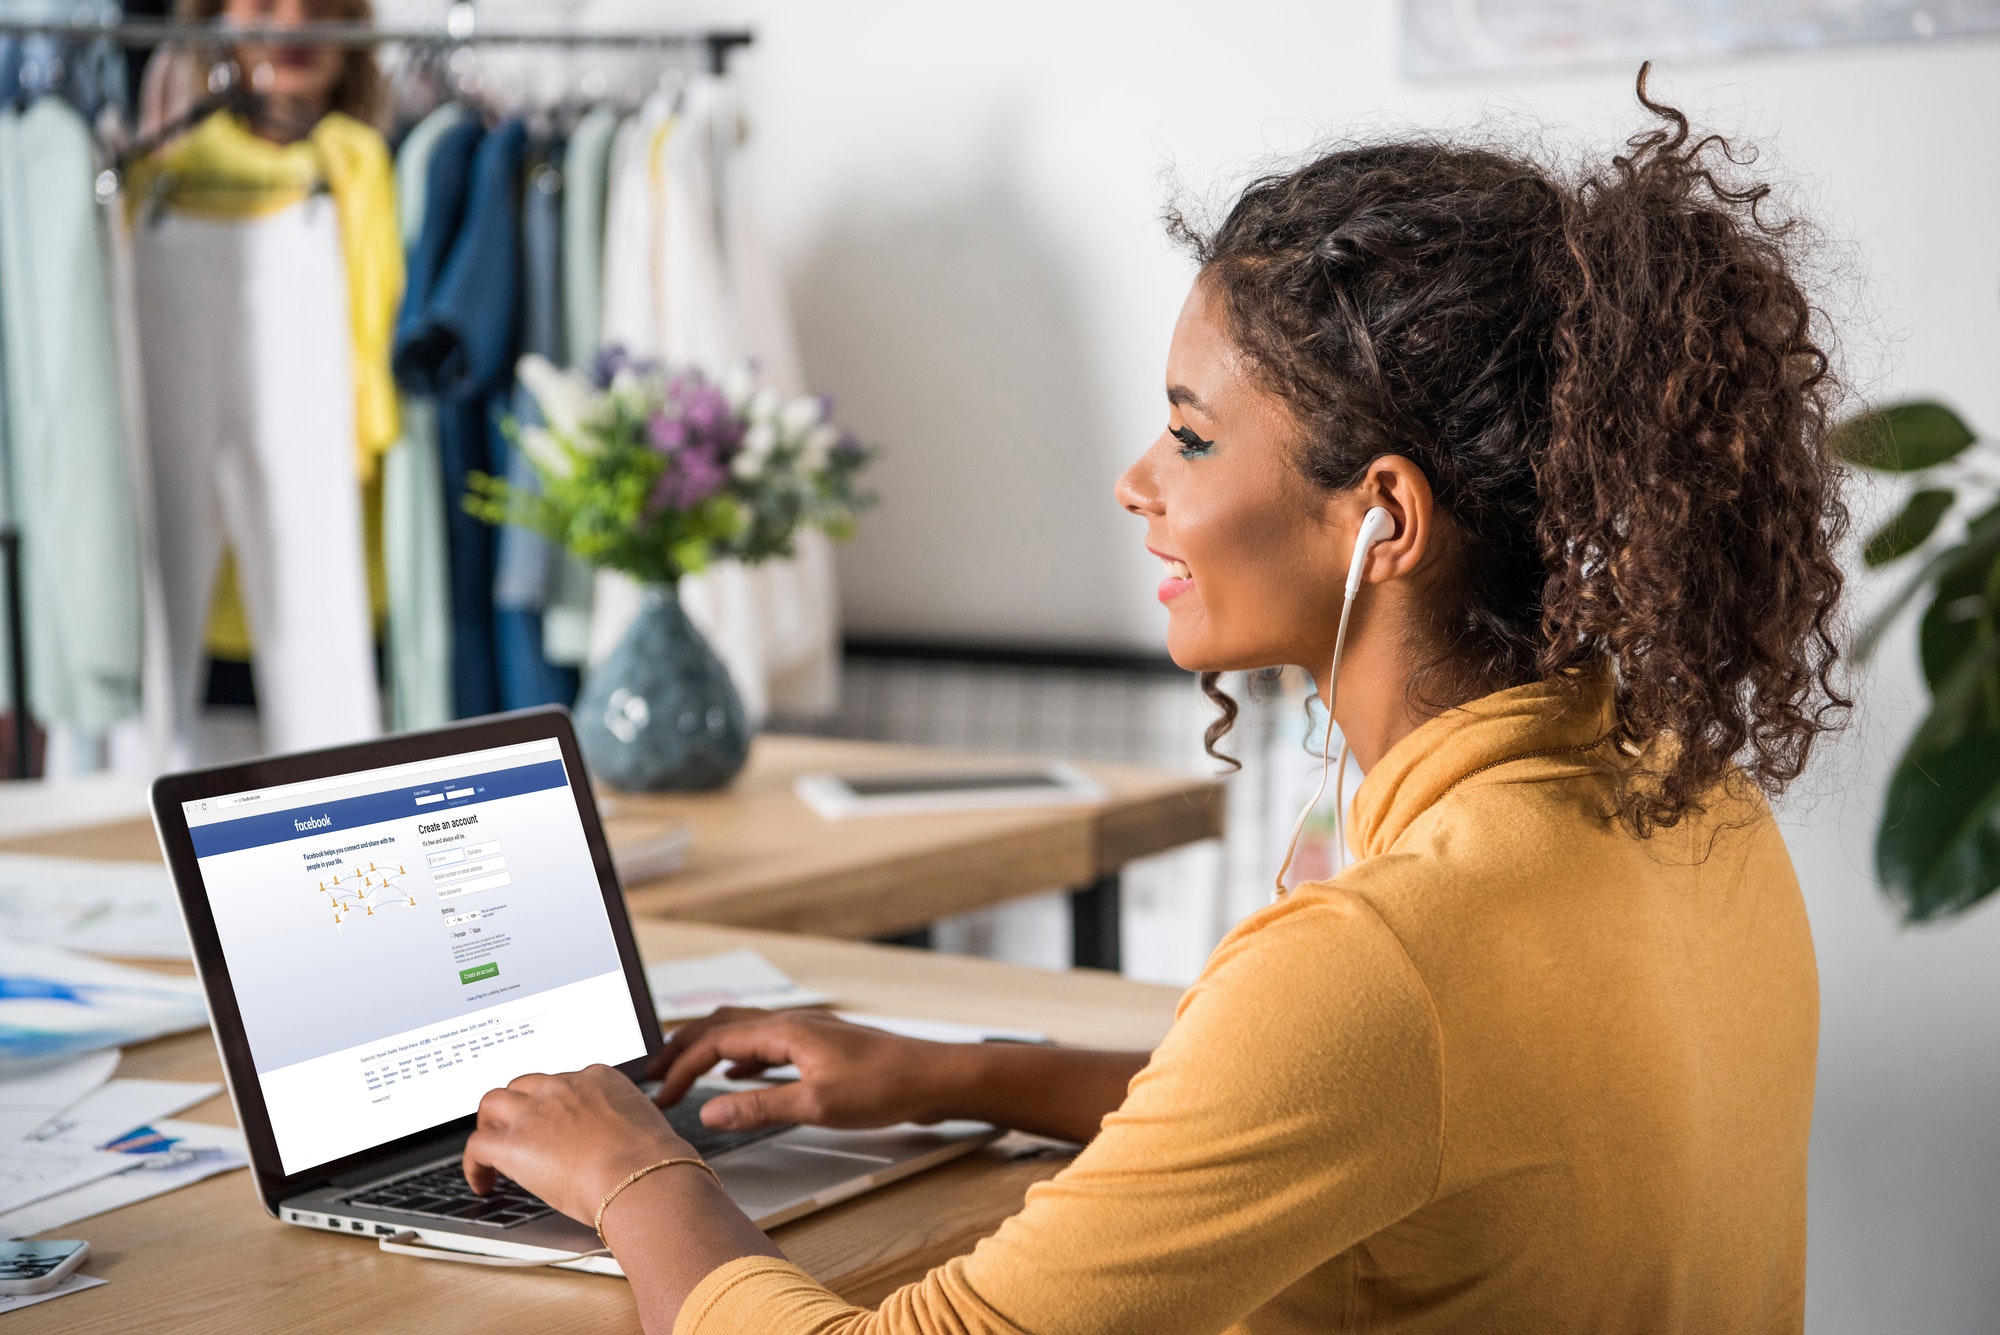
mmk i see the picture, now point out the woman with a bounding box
[130,0,400,756]
[462,72,1846,1334]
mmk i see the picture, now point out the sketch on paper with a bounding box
[1402,0,2000,75]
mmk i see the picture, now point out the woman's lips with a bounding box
[1154,552,1193,604]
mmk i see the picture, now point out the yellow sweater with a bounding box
[677,675,1817,1334]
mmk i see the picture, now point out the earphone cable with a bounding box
[1273,586,1357,900]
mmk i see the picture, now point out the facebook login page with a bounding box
[185,738,645,1176]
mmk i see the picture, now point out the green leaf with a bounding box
[1878,714,2000,922]
[1863,488,1953,567]
[1855,499,2000,664]
[1831,401,1977,472]
[1907,622,2000,756]
[1915,507,2000,690]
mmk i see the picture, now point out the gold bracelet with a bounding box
[594,1156,723,1245]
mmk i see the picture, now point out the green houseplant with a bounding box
[1833,400,2000,921]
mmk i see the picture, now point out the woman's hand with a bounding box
[462,1064,691,1224]
[650,1008,960,1131]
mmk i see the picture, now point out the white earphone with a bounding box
[1273,506,1393,900]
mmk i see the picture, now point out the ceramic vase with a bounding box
[572,585,749,791]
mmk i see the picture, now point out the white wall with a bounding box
[482,2,2000,1326]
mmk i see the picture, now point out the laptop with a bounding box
[150,707,999,1272]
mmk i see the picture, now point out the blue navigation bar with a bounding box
[191,759,571,858]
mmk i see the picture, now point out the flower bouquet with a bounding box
[469,347,873,790]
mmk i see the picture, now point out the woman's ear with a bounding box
[1349,455,1434,586]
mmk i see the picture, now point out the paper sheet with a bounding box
[0,941,207,1067]
[1,1121,248,1238]
[647,949,831,1021]
[836,1014,1049,1045]
[0,1272,106,1316]
[0,854,189,960]
[0,1052,119,1142]
[0,1143,132,1217]
[27,1080,222,1150]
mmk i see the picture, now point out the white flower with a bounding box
[747,386,782,427]
[517,424,572,478]
[741,420,777,461]
[720,361,757,414]
[800,423,840,473]
[730,448,764,480]
[516,354,598,436]
[778,394,825,441]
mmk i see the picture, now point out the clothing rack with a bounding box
[0,16,753,776]
[0,19,755,76]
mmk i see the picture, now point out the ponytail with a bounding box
[1173,65,1849,832]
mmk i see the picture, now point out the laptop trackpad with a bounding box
[714,1141,892,1217]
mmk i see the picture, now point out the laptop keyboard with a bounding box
[342,1088,790,1228]
[664,1086,793,1158]
[345,1164,552,1227]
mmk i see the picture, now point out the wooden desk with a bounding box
[9,921,1183,1333]
[1,735,1224,972]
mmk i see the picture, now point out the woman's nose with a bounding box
[1115,448,1162,517]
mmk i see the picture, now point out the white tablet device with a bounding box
[794,761,1106,819]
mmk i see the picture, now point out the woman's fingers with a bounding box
[698,1081,820,1130]
[649,1007,778,1080]
[653,1017,808,1107]
[459,1067,694,1221]
[462,1125,503,1196]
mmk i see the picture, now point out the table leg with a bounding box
[1069,874,1122,973]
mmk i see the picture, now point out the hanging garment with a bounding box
[131,194,379,757]
[598,98,666,358]
[0,0,125,120]
[541,105,620,670]
[104,161,177,774]
[490,132,578,712]
[0,98,145,733]
[380,101,466,732]
[710,77,840,716]
[130,110,403,661]
[393,117,526,720]
[590,77,841,724]
[561,104,619,368]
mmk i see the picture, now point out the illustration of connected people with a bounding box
[314,861,417,928]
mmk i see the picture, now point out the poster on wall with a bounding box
[1402,0,2000,75]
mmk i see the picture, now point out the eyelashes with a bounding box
[1170,424,1215,457]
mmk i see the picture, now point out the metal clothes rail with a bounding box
[0,18,755,74]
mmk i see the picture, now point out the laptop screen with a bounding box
[182,737,647,1176]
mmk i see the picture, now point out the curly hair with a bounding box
[1180,66,1850,835]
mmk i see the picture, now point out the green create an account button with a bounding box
[459,963,499,985]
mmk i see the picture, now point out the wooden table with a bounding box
[1,735,1224,972]
[8,921,1183,1333]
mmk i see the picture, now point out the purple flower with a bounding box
[588,344,661,389]
[646,412,689,453]
[648,447,730,512]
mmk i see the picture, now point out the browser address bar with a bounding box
[211,739,560,809]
